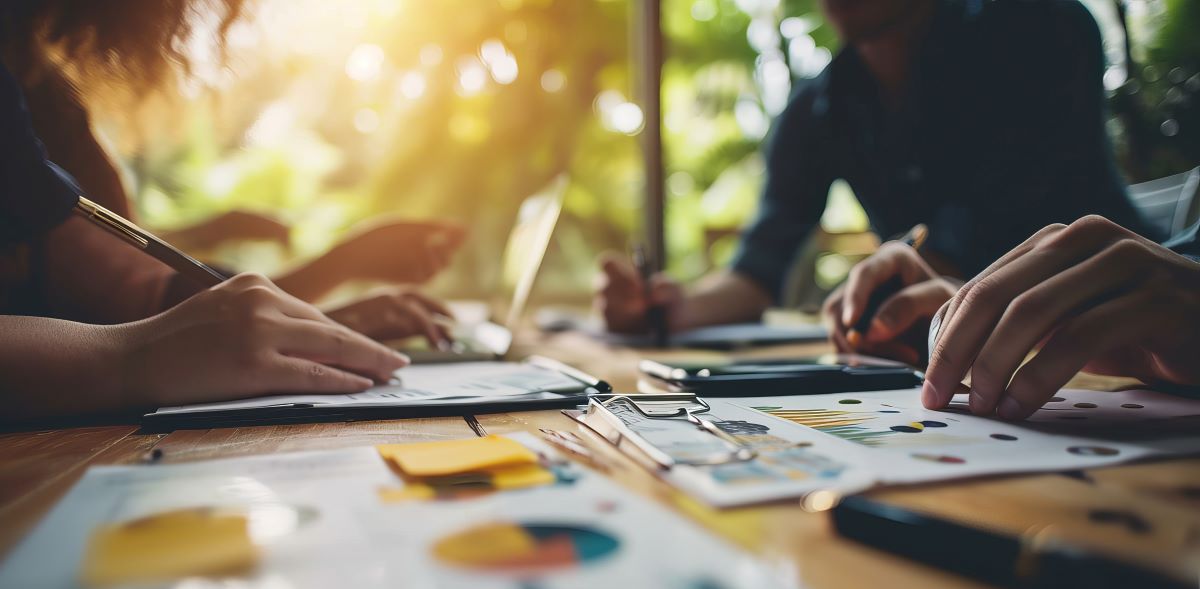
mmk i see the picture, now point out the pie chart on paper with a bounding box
[433,522,620,574]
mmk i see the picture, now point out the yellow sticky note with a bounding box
[80,508,257,587]
[489,463,556,490]
[377,485,437,503]
[376,435,538,477]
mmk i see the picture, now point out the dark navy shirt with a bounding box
[731,0,1158,301]
[0,61,79,246]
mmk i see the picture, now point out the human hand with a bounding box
[922,215,1200,419]
[328,219,466,285]
[594,252,685,334]
[324,287,454,349]
[164,210,291,251]
[118,273,410,407]
[823,242,960,365]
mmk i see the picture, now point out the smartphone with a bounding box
[638,354,923,396]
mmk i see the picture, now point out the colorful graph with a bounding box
[755,408,967,448]
[433,522,619,574]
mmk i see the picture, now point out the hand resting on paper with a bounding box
[823,241,961,365]
[922,216,1200,420]
[120,273,412,407]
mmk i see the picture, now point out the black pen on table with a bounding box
[846,223,928,349]
[632,244,669,348]
[74,195,228,287]
[832,494,1189,589]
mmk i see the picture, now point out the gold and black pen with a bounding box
[73,195,227,286]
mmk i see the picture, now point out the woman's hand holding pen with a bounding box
[117,273,410,407]
[922,215,1200,419]
[823,241,960,365]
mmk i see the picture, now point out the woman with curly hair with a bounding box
[0,1,425,422]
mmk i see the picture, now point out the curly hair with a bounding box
[7,0,246,101]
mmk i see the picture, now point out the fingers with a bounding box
[405,290,454,319]
[276,320,409,383]
[399,296,451,349]
[996,290,1163,420]
[326,291,454,347]
[937,223,1067,347]
[865,280,956,343]
[598,252,643,296]
[841,244,934,328]
[596,252,650,333]
[966,241,1149,416]
[924,221,1111,407]
[925,216,1157,411]
[648,274,683,307]
[924,225,1066,408]
[822,287,853,352]
[860,341,921,366]
[267,356,375,393]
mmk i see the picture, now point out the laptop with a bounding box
[403,175,566,363]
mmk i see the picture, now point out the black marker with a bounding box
[832,494,1188,589]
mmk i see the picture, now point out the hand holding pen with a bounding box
[823,224,960,365]
[632,244,670,347]
[595,249,683,341]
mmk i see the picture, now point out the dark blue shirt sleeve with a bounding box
[730,88,834,302]
[0,62,80,246]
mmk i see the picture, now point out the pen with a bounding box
[847,223,928,348]
[632,244,669,348]
[74,195,227,287]
[538,428,613,472]
[831,494,1189,589]
[525,355,613,393]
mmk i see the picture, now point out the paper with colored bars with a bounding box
[731,387,1200,487]
[582,388,1200,507]
[0,433,795,589]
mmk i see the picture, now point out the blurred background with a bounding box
[96,0,1199,309]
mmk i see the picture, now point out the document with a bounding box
[578,388,1200,507]
[732,387,1200,487]
[149,361,589,418]
[0,434,798,589]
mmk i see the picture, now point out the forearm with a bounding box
[271,253,345,303]
[0,316,132,422]
[676,270,773,330]
[40,218,178,321]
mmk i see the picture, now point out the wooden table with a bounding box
[2,329,1197,588]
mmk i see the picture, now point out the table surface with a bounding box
[2,329,1197,588]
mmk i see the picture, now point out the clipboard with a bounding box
[141,356,610,432]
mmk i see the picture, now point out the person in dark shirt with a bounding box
[596,0,1154,350]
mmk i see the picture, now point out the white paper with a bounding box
[0,433,798,589]
[589,399,876,507]
[731,387,1200,486]
[152,362,585,416]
